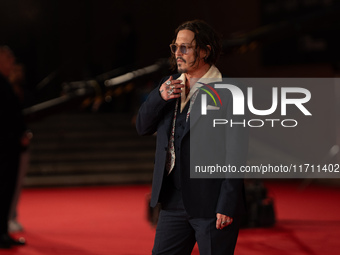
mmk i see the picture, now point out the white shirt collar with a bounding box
[177,65,222,112]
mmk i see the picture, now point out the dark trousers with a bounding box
[153,187,240,255]
[0,146,20,234]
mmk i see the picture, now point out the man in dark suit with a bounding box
[0,46,26,248]
[136,20,248,255]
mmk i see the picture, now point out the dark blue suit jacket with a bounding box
[136,74,248,218]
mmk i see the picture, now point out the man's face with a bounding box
[174,29,199,74]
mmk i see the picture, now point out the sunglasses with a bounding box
[169,44,194,54]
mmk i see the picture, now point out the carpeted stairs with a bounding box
[24,112,156,187]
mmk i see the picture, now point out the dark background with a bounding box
[2,0,339,89]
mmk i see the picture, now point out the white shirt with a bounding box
[176,65,222,112]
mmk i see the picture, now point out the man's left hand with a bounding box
[216,213,233,230]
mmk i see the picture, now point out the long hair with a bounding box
[170,20,222,71]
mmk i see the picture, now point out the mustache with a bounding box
[176,57,186,63]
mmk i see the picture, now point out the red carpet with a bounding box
[237,182,340,255]
[1,181,340,255]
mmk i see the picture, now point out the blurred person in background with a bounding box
[8,63,32,233]
[0,45,26,248]
[136,20,248,255]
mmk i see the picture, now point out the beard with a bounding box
[177,64,188,74]
[176,57,188,73]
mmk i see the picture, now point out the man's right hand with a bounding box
[159,76,184,101]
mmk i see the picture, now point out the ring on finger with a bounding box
[166,80,171,85]
[222,219,231,225]
[168,89,173,95]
